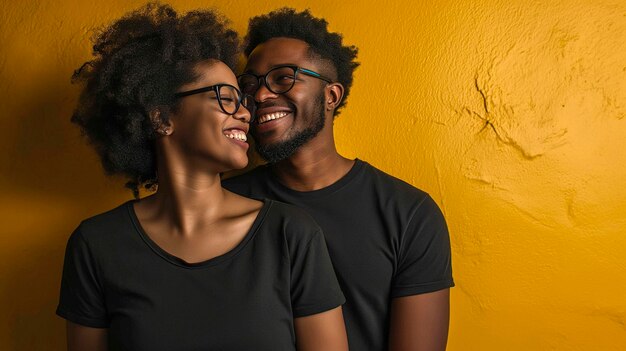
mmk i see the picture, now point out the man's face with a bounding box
[243,37,329,163]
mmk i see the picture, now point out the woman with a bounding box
[57,3,348,350]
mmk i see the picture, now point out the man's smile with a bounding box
[257,111,289,124]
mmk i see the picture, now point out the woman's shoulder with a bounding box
[260,199,323,244]
[264,199,310,217]
[74,200,135,242]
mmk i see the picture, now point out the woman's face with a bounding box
[166,60,251,173]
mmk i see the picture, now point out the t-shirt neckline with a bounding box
[265,159,366,199]
[126,199,271,269]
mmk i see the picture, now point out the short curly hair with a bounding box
[244,8,359,116]
[71,2,239,197]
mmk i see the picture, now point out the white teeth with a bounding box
[258,112,288,124]
[224,130,247,142]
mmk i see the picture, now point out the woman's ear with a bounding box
[325,82,345,112]
[150,108,173,136]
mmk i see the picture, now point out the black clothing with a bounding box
[223,159,454,351]
[57,199,344,351]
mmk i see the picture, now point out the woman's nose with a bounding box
[233,104,251,123]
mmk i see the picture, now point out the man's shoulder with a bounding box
[359,160,430,204]
[223,165,268,184]
[357,161,449,230]
[222,165,270,196]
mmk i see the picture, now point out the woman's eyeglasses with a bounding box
[174,84,256,120]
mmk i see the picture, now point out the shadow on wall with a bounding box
[2,72,106,199]
[2,224,67,350]
[1,70,128,349]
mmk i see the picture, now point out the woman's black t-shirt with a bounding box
[57,199,344,351]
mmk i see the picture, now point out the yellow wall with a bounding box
[1,0,624,349]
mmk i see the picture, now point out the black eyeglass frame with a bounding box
[173,83,255,118]
[237,65,334,96]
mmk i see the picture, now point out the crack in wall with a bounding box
[503,198,558,229]
[464,174,510,192]
[470,75,545,160]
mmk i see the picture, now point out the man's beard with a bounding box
[255,92,326,164]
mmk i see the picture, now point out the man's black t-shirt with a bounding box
[57,199,344,351]
[223,159,454,351]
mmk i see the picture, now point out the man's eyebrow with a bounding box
[243,63,299,75]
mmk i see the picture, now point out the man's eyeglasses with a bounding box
[237,65,333,96]
[174,83,256,120]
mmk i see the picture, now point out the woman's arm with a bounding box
[294,306,348,351]
[67,321,107,351]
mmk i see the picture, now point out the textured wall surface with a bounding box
[1,0,625,350]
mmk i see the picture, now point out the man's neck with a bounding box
[270,137,355,192]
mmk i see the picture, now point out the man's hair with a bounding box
[71,2,239,197]
[244,8,359,116]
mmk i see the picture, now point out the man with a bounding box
[224,8,454,351]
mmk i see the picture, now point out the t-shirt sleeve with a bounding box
[391,195,454,298]
[290,230,346,318]
[56,226,109,328]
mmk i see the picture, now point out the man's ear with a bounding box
[150,107,174,136]
[325,83,345,112]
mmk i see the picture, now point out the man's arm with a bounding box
[294,306,349,351]
[388,289,450,351]
[67,321,107,351]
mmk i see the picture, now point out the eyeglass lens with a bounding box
[239,66,297,95]
[220,87,256,120]
[217,85,240,115]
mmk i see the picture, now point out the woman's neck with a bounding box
[142,153,227,237]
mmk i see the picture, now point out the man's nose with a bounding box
[254,78,279,102]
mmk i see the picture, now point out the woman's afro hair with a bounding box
[71,2,239,197]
